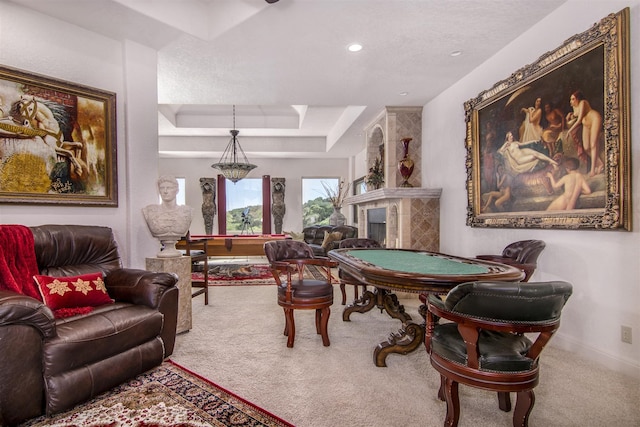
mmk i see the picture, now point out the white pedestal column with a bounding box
[146,256,192,334]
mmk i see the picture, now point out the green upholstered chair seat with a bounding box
[431,323,534,372]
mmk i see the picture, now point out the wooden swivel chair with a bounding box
[181,233,210,305]
[425,280,573,427]
[337,237,381,305]
[264,240,338,348]
[476,240,546,282]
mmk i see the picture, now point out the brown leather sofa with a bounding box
[0,224,179,426]
[302,224,358,257]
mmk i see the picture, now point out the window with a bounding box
[216,175,271,235]
[225,178,263,234]
[352,177,365,224]
[302,178,338,227]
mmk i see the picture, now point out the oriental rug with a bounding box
[193,264,337,286]
[193,264,275,286]
[21,360,293,427]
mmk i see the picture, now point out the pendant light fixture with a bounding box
[211,105,257,183]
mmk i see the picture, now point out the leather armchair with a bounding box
[264,240,337,347]
[425,280,572,427]
[337,238,381,304]
[0,225,178,425]
[476,240,546,282]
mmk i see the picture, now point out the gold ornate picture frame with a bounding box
[465,8,630,230]
[0,65,117,206]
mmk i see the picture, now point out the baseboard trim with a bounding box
[552,332,640,379]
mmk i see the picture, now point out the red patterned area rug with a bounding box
[21,360,293,427]
[193,264,276,286]
[193,264,337,286]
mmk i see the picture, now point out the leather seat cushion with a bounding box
[431,323,534,372]
[278,280,333,299]
[44,303,164,376]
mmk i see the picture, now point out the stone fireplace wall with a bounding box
[349,106,440,252]
[367,106,423,189]
[346,188,441,251]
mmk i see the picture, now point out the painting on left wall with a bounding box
[0,65,117,206]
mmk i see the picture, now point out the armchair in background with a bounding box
[336,237,381,305]
[476,240,546,282]
[264,240,338,348]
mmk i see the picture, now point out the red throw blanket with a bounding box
[0,224,42,301]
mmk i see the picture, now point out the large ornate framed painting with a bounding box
[0,65,117,206]
[465,8,630,230]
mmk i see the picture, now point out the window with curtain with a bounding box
[225,178,262,234]
[217,175,272,235]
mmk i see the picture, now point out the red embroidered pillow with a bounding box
[34,272,114,311]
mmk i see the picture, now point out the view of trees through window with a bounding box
[226,179,263,234]
[302,178,339,228]
[217,177,340,231]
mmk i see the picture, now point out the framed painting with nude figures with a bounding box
[464,8,631,230]
[0,65,117,206]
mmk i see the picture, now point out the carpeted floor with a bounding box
[21,360,293,427]
[20,281,638,427]
[171,285,640,427]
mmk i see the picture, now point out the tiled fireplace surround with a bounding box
[345,106,442,252]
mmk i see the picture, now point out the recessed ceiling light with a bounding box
[347,43,363,52]
[450,50,462,57]
[399,92,408,96]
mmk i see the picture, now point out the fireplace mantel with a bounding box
[346,187,442,252]
[345,187,442,206]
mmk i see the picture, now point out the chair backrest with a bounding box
[338,237,381,249]
[333,225,358,240]
[443,280,572,323]
[30,224,122,277]
[502,240,546,265]
[264,240,315,263]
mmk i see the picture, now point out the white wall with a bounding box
[423,0,640,377]
[0,2,159,268]
[159,156,349,234]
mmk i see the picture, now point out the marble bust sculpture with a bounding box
[142,175,193,257]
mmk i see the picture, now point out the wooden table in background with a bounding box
[177,234,291,257]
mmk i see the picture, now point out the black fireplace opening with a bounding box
[367,208,386,247]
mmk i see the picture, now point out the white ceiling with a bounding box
[10,0,567,159]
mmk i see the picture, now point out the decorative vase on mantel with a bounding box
[329,206,346,226]
[398,137,415,187]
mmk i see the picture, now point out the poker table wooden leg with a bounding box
[373,322,424,367]
[342,288,412,323]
